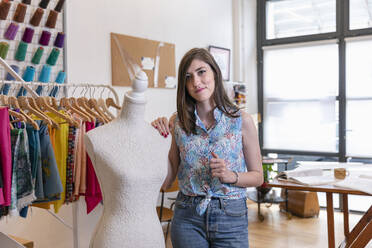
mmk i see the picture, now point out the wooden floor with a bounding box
[164,199,372,248]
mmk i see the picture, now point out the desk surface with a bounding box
[268,179,371,196]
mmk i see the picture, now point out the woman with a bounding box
[152,48,263,248]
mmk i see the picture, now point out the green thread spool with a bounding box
[31,46,44,64]
[15,41,28,61]
[0,42,9,59]
[46,48,60,66]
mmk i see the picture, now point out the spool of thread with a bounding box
[35,65,51,95]
[0,0,11,20]
[39,0,50,9]
[14,41,28,61]
[334,168,349,180]
[18,66,35,96]
[49,70,65,97]
[22,0,31,4]
[0,42,9,59]
[54,0,65,12]
[45,9,58,29]
[39,30,51,46]
[13,3,27,23]
[46,48,60,66]
[22,27,34,43]
[54,32,64,48]
[4,22,19,40]
[30,8,44,26]
[31,46,43,64]
[2,65,19,95]
[38,64,51,82]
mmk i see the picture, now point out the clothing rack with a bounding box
[0,57,121,248]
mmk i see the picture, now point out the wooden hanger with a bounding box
[69,97,95,122]
[8,96,39,130]
[0,95,9,106]
[106,97,121,110]
[18,96,58,128]
[77,97,105,123]
[60,97,91,122]
[97,98,115,120]
[88,98,110,123]
[35,97,79,127]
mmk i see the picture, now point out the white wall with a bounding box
[0,1,235,247]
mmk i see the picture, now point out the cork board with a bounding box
[111,32,176,88]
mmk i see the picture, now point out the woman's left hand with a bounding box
[210,152,237,184]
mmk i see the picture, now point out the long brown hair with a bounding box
[177,48,239,135]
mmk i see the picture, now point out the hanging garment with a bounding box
[85,121,102,214]
[9,128,35,216]
[0,107,12,206]
[72,115,84,199]
[32,122,63,207]
[65,125,77,203]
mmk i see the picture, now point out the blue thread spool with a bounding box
[50,70,65,97]
[17,66,35,96]
[35,65,51,95]
[3,65,19,95]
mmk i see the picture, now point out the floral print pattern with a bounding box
[175,108,247,215]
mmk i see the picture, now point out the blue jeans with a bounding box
[171,192,249,248]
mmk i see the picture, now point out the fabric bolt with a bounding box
[9,128,35,216]
[85,121,102,214]
[65,125,76,203]
[174,108,247,215]
[0,107,12,206]
[171,192,249,248]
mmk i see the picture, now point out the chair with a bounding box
[157,178,179,241]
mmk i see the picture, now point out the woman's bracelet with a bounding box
[231,171,239,185]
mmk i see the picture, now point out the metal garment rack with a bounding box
[0,56,121,248]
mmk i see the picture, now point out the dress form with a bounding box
[84,71,170,248]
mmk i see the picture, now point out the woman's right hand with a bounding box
[151,117,170,138]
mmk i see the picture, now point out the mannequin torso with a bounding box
[84,72,170,248]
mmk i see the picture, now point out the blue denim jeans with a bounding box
[171,192,249,248]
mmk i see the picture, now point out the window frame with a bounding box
[257,0,372,161]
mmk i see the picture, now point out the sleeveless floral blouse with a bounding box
[174,108,247,215]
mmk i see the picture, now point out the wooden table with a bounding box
[268,180,372,248]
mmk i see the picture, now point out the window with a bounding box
[258,0,372,212]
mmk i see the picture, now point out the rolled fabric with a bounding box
[22,27,34,43]
[54,32,64,48]
[0,42,9,59]
[2,65,19,95]
[4,22,19,40]
[13,3,27,23]
[54,0,65,12]
[0,0,11,20]
[39,30,51,46]
[45,9,58,29]
[31,46,44,64]
[30,8,43,26]
[14,41,28,61]
[46,48,60,66]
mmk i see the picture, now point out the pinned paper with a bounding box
[141,57,154,70]
[165,76,176,88]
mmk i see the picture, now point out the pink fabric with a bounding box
[0,107,12,206]
[85,122,102,214]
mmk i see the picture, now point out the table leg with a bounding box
[326,192,335,248]
[343,194,349,240]
[346,205,372,248]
